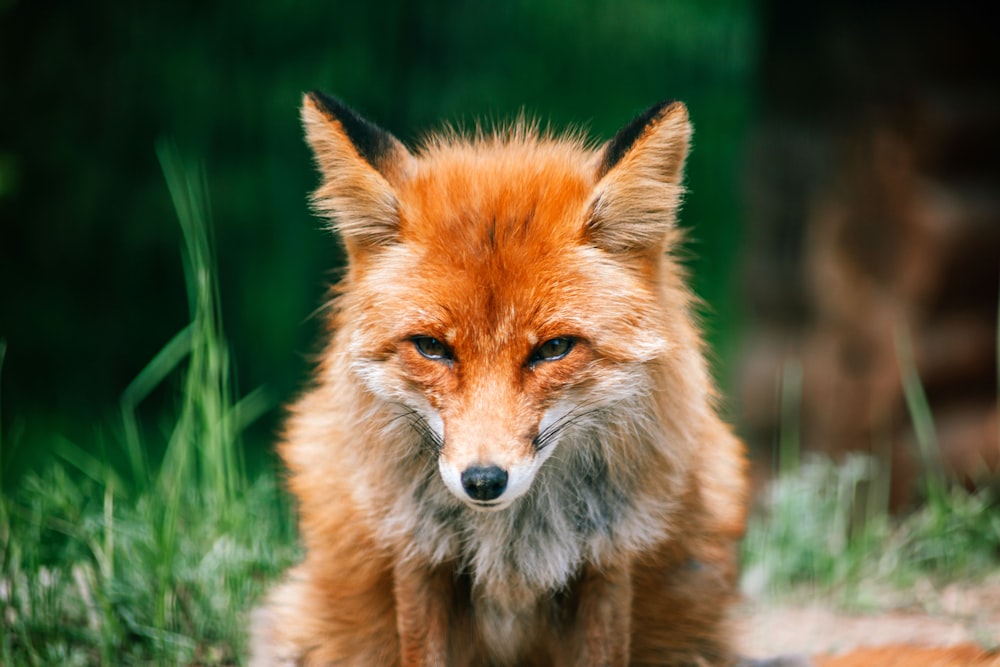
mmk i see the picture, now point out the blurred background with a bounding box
[1,0,996,503]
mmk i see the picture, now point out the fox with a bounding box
[251,91,765,666]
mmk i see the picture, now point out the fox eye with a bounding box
[532,337,574,364]
[413,336,451,361]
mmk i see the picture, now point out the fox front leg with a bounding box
[393,560,455,667]
[557,562,633,667]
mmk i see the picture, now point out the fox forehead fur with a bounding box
[267,92,749,664]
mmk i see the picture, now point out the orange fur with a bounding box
[816,644,1000,667]
[250,93,750,666]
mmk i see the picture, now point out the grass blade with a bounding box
[894,322,946,508]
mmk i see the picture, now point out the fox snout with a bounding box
[436,426,551,510]
[460,465,508,502]
[439,456,528,510]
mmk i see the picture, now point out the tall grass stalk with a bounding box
[0,145,296,666]
[157,141,242,509]
[777,357,803,477]
[894,322,947,507]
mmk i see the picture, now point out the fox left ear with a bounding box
[301,91,415,252]
[586,101,691,254]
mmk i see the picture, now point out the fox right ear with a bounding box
[301,92,415,251]
[586,101,691,255]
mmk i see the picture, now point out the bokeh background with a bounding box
[2,0,996,501]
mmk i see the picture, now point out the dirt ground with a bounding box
[735,575,1000,660]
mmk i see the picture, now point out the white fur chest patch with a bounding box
[376,431,675,610]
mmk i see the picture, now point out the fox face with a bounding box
[302,92,692,513]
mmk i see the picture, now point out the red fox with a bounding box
[251,92,758,666]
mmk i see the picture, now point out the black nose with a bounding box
[460,465,508,501]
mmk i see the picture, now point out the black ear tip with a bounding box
[305,90,351,117]
[598,99,688,178]
[648,99,681,116]
[623,99,683,132]
[301,91,402,174]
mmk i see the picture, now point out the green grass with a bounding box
[742,454,1000,607]
[743,322,1000,607]
[0,145,299,666]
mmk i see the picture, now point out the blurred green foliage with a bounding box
[0,0,757,478]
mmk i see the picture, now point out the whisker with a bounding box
[534,399,623,452]
[386,403,443,454]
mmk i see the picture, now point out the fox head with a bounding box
[302,92,695,512]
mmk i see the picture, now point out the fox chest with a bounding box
[417,564,583,667]
[392,451,654,598]
[375,437,668,659]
